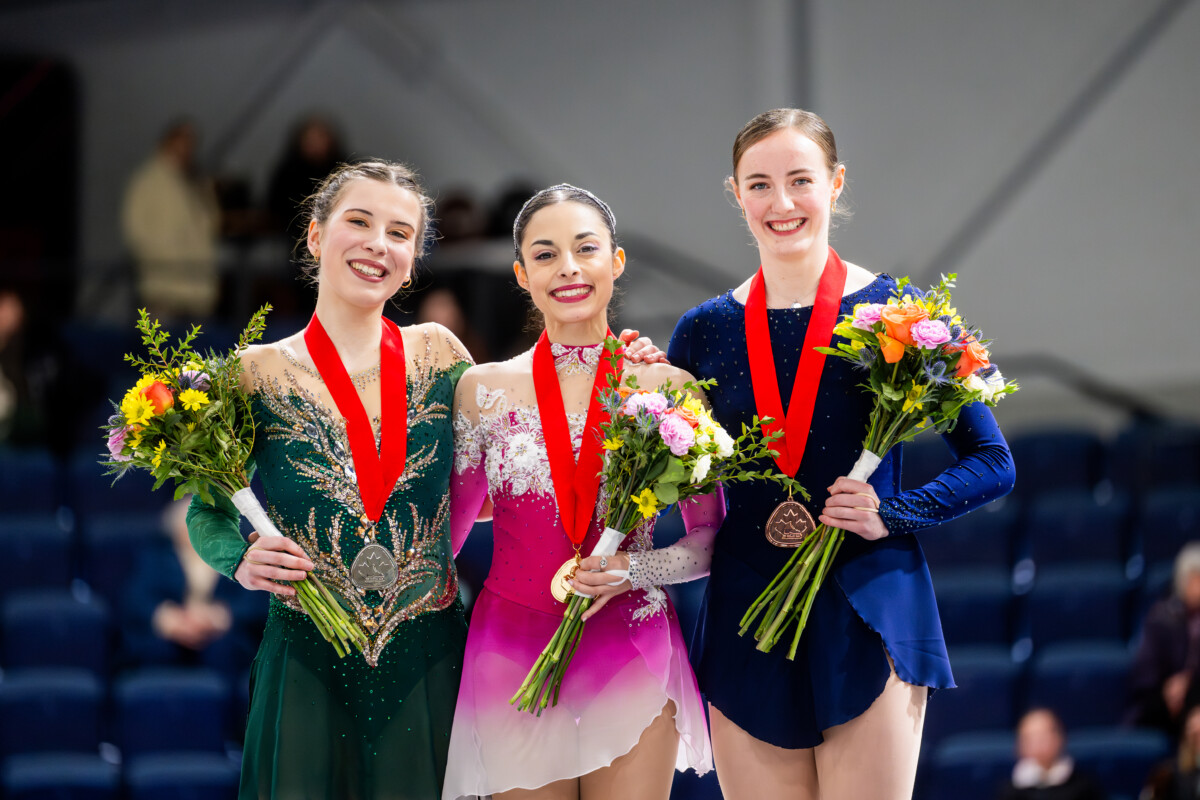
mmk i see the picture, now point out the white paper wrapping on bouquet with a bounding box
[847,449,883,483]
[572,526,630,599]
[230,487,284,538]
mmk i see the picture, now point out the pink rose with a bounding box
[107,427,132,461]
[910,319,951,350]
[658,414,696,456]
[623,391,670,418]
[851,303,886,331]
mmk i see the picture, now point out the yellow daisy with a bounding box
[178,389,210,412]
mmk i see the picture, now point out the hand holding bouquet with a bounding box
[101,308,367,657]
[511,338,805,714]
[740,274,1018,658]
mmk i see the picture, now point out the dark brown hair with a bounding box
[731,108,840,181]
[298,159,434,279]
[511,184,618,267]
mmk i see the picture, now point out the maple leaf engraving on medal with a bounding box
[765,500,817,548]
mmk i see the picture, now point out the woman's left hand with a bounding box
[820,477,889,541]
[618,329,669,364]
[572,552,632,619]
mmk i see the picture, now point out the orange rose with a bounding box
[141,380,175,415]
[670,406,700,429]
[951,338,991,377]
[880,303,929,346]
[617,386,635,400]
[876,332,907,364]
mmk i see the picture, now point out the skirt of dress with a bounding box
[241,599,467,800]
[442,586,712,800]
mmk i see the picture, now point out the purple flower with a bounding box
[179,369,210,392]
[623,392,670,419]
[851,303,885,331]
[107,427,132,462]
[658,414,696,456]
[910,319,952,350]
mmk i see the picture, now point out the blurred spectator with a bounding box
[486,181,539,239]
[415,285,490,364]
[0,288,24,438]
[121,118,221,321]
[1152,706,1200,800]
[1130,544,1200,738]
[267,114,347,248]
[435,188,487,247]
[120,497,265,676]
[998,708,1106,800]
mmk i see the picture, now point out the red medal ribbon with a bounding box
[532,330,621,547]
[745,246,847,477]
[303,313,407,522]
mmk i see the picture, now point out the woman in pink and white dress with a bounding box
[444,184,719,800]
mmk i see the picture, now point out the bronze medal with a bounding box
[764,500,817,548]
[550,556,581,604]
[350,543,399,590]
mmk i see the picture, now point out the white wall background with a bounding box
[2,0,1197,431]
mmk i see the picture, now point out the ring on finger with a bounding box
[853,491,881,510]
[599,556,608,569]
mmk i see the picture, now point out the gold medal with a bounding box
[765,494,817,548]
[550,554,582,604]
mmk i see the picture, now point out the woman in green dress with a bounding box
[186,161,471,798]
[185,160,660,799]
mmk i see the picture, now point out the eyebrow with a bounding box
[742,168,815,181]
[344,208,415,229]
[530,231,600,248]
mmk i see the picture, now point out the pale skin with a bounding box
[711,127,926,800]
[231,178,666,598]
[484,198,699,800]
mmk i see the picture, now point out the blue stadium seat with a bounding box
[1137,487,1200,567]
[1027,565,1130,646]
[125,752,239,800]
[1028,641,1132,729]
[1109,423,1200,491]
[924,647,1021,748]
[114,668,230,758]
[2,753,119,800]
[922,499,1017,571]
[80,513,165,607]
[1026,489,1131,566]
[1009,429,1106,497]
[932,568,1013,648]
[66,451,164,518]
[455,520,493,614]
[1072,726,1170,798]
[0,514,74,600]
[927,730,1014,800]
[0,446,60,514]
[2,590,111,676]
[0,669,103,757]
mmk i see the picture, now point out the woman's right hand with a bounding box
[234,531,314,596]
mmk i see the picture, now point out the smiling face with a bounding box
[307,178,421,310]
[732,128,844,264]
[513,200,625,335]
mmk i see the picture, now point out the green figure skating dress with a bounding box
[186,325,470,799]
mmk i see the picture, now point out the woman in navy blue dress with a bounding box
[667,108,1016,799]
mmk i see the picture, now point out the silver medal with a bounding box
[350,543,398,590]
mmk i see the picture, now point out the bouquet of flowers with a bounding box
[512,339,805,714]
[101,308,367,657]
[740,274,1018,658]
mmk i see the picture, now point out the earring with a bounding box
[401,276,413,289]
